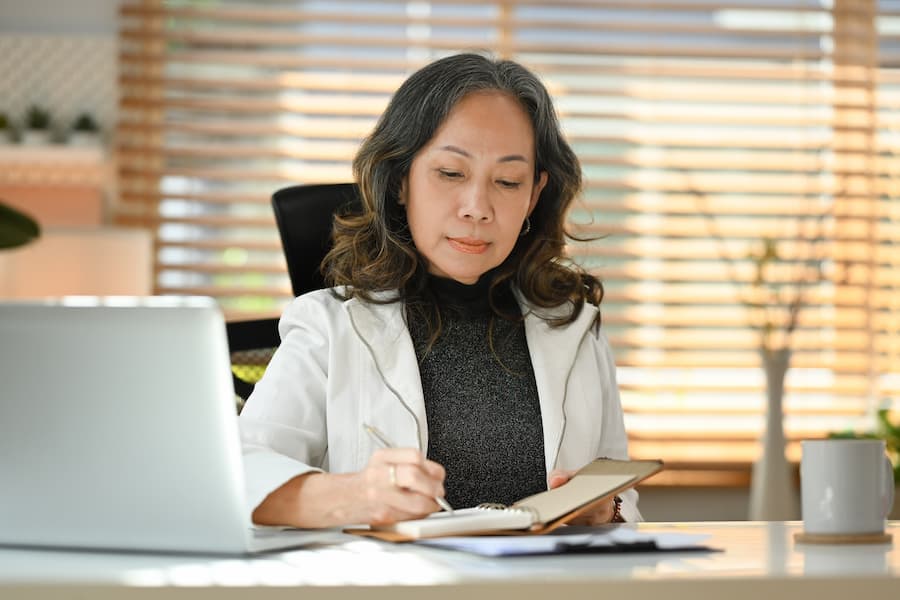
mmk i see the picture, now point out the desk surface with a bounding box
[1,521,897,600]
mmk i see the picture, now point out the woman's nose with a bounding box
[458,182,493,222]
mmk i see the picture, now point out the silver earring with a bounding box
[519,216,531,237]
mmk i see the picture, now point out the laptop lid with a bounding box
[0,297,288,555]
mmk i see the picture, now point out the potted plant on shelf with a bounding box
[0,112,11,144]
[68,112,102,147]
[22,105,53,146]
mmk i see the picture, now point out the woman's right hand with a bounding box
[251,447,446,528]
[347,447,447,524]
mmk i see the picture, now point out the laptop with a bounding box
[0,296,334,555]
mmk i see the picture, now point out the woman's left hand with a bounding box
[547,469,618,525]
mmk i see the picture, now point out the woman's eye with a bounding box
[438,169,463,179]
[497,180,522,189]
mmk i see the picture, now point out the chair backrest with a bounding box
[228,183,360,406]
[271,183,363,297]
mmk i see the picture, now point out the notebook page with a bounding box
[371,506,534,538]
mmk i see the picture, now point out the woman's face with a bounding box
[400,91,547,284]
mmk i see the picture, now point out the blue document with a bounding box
[416,526,715,557]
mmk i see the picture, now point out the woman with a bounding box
[240,53,640,528]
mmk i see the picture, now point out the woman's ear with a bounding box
[528,171,548,215]
[398,177,408,206]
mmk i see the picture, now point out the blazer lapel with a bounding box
[345,295,428,451]
[521,298,598,472]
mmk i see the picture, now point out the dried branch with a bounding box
[683,169,829,355]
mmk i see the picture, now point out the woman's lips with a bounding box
[447,237,490,254]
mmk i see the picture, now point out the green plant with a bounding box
[0,112,8,129]
[0,201,41,249]
[72,112,99,133]
[25,105,51,130]
[830,409,900,484]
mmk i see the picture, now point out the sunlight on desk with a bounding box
[120,540,457,587]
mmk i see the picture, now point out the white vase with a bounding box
[20,129,52,146]
[749,347,800,520]
[67,132,102,148]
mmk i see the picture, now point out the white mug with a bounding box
[800,439,895,536]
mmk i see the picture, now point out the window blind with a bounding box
[117,0,900,466]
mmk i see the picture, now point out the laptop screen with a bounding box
[0,297,252,554]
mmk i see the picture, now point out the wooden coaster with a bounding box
[794,531,893,545]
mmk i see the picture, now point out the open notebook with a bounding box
[348,458,663,541]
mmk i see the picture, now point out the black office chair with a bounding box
[271,183,363,297]
[226,316,280,412]
[226,183,362,409]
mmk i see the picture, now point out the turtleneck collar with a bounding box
[426,268,517,315]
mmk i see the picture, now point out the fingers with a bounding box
[388,463,398,487]
[370,448,445,497]
[396,463,446,499]
[422,458,446,481]
[566,498,616,526]
[382,459,445,501]
[374,490,439,524]
[362,448,446,524]
[547,468,575,489]
[547,465,617,525]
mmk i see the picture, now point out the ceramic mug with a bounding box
[800,439,895,536]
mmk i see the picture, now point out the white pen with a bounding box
[362,423,454,514]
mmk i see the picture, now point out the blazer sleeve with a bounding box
[591,327,643,522]
[238,293,333,517]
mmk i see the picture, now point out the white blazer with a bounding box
[239,288,641,522]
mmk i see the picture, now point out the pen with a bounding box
[362,423,454,514]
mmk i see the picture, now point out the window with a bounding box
[118,0,900,467]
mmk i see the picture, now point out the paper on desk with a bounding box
[417,528,714,557]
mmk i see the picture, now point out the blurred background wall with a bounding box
[0,0,151,299]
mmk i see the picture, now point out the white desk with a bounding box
[1,522,897,600]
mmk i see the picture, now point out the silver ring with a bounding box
[388,464,397,487]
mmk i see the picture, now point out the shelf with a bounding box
[0,144,110,185]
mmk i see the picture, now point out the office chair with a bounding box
[271,183,363,297]
[226,317,280,412]
[225,183,361,409]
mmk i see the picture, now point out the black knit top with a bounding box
[405,273,546,508]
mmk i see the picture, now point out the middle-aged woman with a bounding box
[239,52,640,528]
